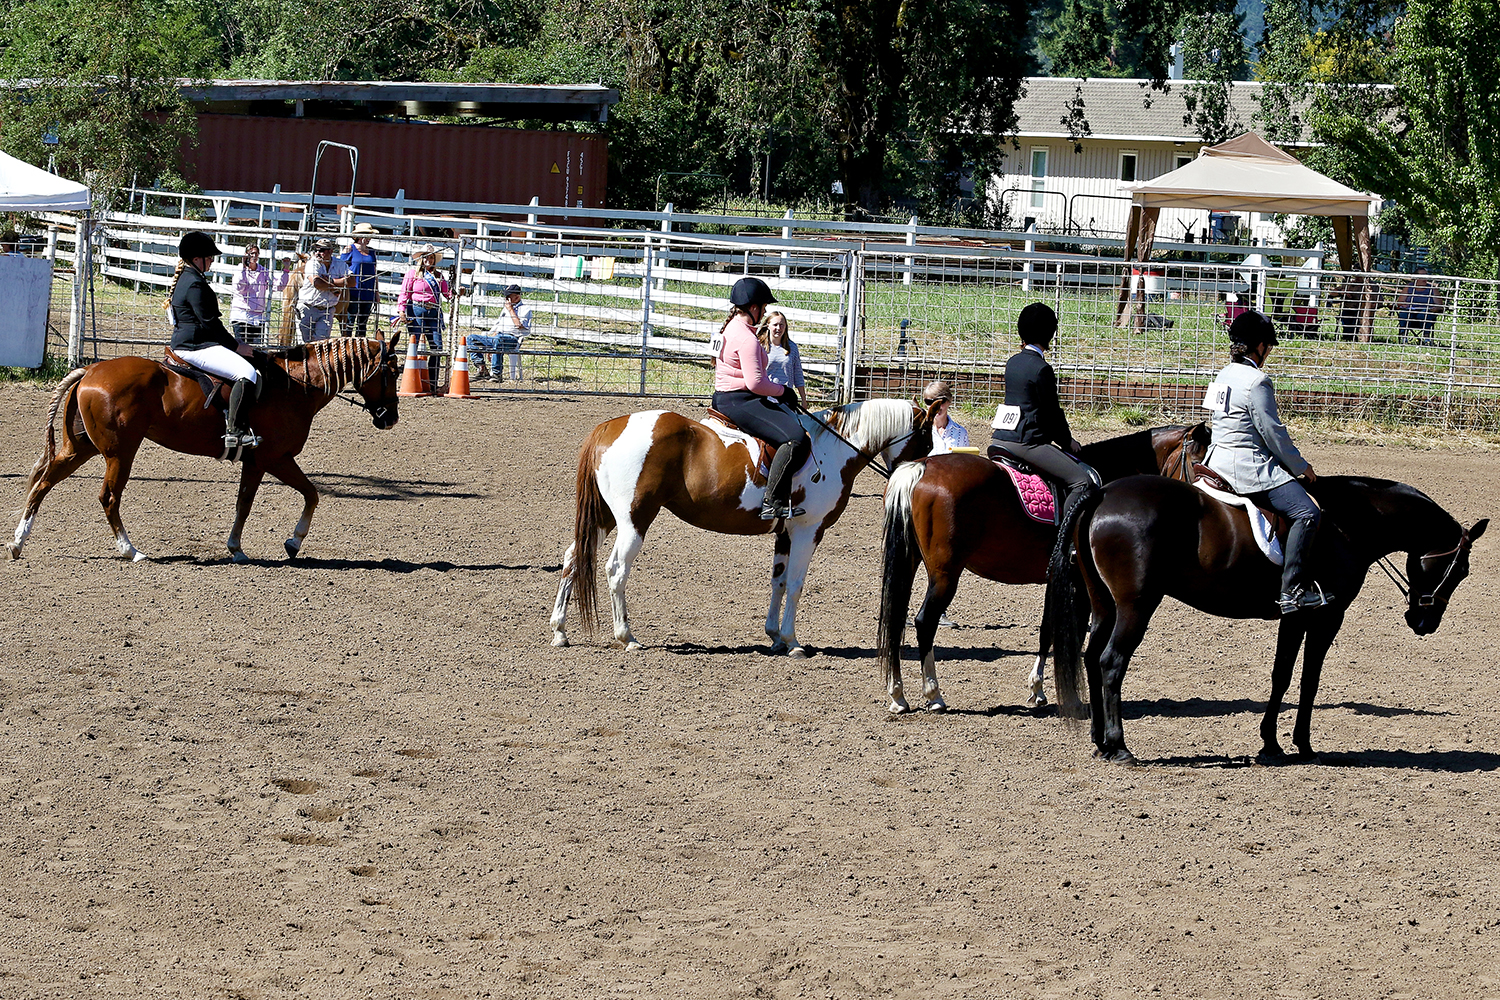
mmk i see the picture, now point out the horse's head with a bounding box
[1404,518,1487,635]
[1155,421,1210,482]
[356,332,403,429]
[887,397,943,467]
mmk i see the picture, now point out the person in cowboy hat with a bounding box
[395,244,455,354]
[1203,309,1331,614]
[466,283,532,381]
[297,237,351,342]
[170,231,262,453]
[711,276,810,521]
[337,223,381,338]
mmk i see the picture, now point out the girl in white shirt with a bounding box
[924,379,970,455]
[758,310,804,394]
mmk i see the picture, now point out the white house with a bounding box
[993,77,1317,244]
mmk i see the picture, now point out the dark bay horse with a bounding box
[551,398,939,655]
[7,335,403,563]
[876,422,1209,713]
[1048,475,1487,763]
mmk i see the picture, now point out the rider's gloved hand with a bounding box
[780,385,801,410]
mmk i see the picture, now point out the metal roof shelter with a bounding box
[1113,132,1383,335]
[181,79,620,123]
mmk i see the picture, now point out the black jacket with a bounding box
[170,266,237,351]
[990,347,1072,448]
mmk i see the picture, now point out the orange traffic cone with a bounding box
[396,337,430,397]
[445,335,476,399]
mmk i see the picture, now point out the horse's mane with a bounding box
[270,338,385,395]
[822,398,914,449]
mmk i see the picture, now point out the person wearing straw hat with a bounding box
[297,238,350,342]
[395,244,455,355]
[337,223,381,338]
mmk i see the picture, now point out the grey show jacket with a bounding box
[1203,358,1309,493]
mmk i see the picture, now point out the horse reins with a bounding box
[795,404,917,481]
[1373,530,1471,608]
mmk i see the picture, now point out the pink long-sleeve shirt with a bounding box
[394,267,450,312]
[713,314,784,395]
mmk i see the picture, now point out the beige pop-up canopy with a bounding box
[1115,132,1383,334]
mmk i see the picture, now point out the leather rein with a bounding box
[1372,527,1472,609]
[795,404,919,482]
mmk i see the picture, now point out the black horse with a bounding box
[1047,474,1487,763]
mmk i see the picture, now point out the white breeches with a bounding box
[176,345,258,383]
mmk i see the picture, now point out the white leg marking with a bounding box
[8,516,35,558]
[1027,654,1050,709]
[606,527,645,650]
[115,529,147,562]
[777,528,819,657]
[551,541,577,646]
[921,650,946,712]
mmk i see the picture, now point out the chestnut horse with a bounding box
[551,398,940,655]
[7,335,403,563]
[877,423,1210,713]
[1047,475,1487,763]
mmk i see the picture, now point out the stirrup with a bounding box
[1277,582,1333,615]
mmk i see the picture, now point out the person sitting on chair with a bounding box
[987,302,1094,522]
[711,277,810,521]
[170,231,260,454]
[1203,309,1331,614]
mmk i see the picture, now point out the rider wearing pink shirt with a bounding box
[711,277,810,521]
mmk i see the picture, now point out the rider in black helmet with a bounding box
[1203,309,1331,613]
[171,231,261,454]
[712,276,811,520]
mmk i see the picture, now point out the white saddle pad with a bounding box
[1193,480,1284,566]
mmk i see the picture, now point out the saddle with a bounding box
[163,347,232,412]
[1192,463,1291,564]
[702,407,777,485]
[985,447,1058,525]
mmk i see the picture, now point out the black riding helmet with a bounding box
[179,231,221,262]
[1229,308,1278,349]
[729,276,776,308]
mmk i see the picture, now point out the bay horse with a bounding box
[1047,474,1487,763]
[876,422,1210,714]
[551,398,940,655]
[7,334,403,563]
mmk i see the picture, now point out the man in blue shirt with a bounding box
[337,223,380,338]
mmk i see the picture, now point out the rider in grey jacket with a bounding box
[1204,310,1331,614]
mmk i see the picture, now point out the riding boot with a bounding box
[224,378,262,452]
[1277,517,1332,613]
[760,443,806,521]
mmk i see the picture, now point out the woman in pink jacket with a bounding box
[711,277,810,520]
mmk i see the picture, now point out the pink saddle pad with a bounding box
[1000,464,1056,525]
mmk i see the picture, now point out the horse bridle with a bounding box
[1373,527,1472,609]
[796,404,920,481]
[319,340,396,424]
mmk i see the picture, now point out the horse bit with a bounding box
[1372,527,1472,608]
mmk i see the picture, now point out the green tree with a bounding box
[0,0,217,195]
[1178,2,1250,144]
[1038,0,1156,78]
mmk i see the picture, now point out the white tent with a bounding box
[1113,132,1383,335]
[0,149,90,212]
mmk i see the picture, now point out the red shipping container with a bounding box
[186,114,607,209]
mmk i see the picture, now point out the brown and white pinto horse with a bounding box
[7,335,403,563]
[877,423,1209,713]
[551,398,939,655]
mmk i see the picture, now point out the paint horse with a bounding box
[1047,474,1487,763]
[877,423,1209,713]
[551,398,939,656]
[7,336,403,563]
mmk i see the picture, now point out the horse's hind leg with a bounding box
[911,570,962,712]
[99,452,148,562]
[606,516,651,650]
[1028,617,1051,710]
[550,531,607,647]
[8,439,99,560]
[264,457,319,559]
[225,462,267,563]
[1095,598,1158,764]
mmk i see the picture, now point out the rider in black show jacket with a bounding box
[987,302,1096,521]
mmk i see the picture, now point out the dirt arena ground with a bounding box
[1,383,1497,999]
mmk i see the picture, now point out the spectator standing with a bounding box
[1396,267,1447,347]
[923,379,970,456]
[466,283,532,381]
[759,310,804,396]
[395,245,454,354]
[337,223,380,338]
[297,238,349,342]
[229,243,272,344]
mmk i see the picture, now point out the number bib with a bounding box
[992,404,1022,431]
[1202,383,1231,414]
[709,329,725,360]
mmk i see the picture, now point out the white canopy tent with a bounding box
[1116,132,1383,335]
[0,150,92,367]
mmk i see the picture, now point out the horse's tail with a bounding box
[22,367,87,496]
[877,460,926,691]
[1047,487,1105,721]
[569,425,614,633]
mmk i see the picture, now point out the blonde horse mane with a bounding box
[821,398,917,453]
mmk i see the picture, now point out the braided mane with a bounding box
[274,339,384,395]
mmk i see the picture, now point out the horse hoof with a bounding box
[1256,745,1288,765]
[1026,693,1050,710]
[230,551,250,565]
[623,640,642,651]
[3,543,19,560]
[1093,747,1136,765]
[130,550,149,563]
[787,645,808,660]
[887,700,911,715]
[284,539,301,559]
[551,632,569,648]
[923,698,947,713]
[767,641,789,655]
